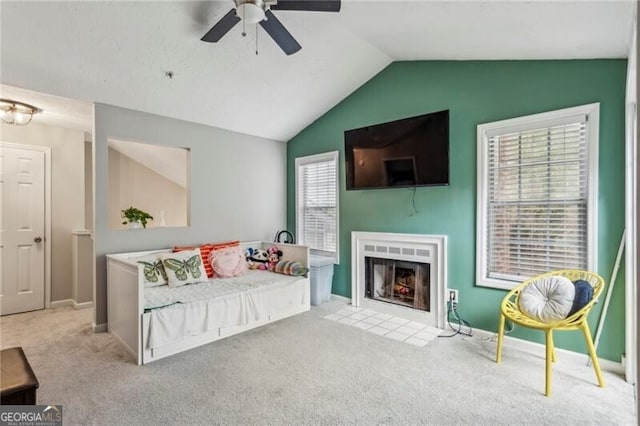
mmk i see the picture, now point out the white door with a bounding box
[0,145,46,315]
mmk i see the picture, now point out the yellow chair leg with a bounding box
[581,321,605,388]
[545,330,553,396]
[549,331,556,363]
[496,314,505,363]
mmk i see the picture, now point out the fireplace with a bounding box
[366,258,430,311]
[352,232,447,328]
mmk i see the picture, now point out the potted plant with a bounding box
[121,206,153,229]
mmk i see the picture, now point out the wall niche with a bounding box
[108,138,190,229]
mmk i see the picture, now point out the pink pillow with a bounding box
[209,246,248,278]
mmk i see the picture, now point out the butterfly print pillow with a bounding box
[136,254,169,288]
[160,248,208,288]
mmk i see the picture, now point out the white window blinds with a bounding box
[477,104,598,289]
[296,152,339,258]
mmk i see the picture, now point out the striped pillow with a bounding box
[274,260,308,277]
[173,240,239,278]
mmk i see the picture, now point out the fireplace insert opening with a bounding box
[365,257,430,311]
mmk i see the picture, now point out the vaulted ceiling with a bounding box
[0,1,635,141]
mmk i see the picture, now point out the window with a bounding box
[295,151,339,262]
[476,104,599,289]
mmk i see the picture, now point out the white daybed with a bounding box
[106,242,310,364]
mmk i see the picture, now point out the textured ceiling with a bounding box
[0,84,93,133]
[0,1,635,141]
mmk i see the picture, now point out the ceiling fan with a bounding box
[201,0,341,55]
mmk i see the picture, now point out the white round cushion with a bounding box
[518,276,575,323]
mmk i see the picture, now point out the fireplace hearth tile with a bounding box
[352,321,374,330]
[377,321,402,331]
[323,304,443,348]
[367,326,389,336]
[413,333,436,342]
[405,321,429,330]
[388,317,410,325]
[395,325,420,336]
[349,313,369,321]
[385,331,410,341]
[361,316,384,326]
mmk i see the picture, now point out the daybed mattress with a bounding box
[146,270,307,349]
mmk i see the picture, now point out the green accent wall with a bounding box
[287,60,627,361]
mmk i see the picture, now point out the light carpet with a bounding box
[0,301,637,425]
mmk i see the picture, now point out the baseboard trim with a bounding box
[330,293,350,303]
[93,323,107,333]
[50,299,93,310]
[73,300,93,310]
[327,294,623,374]
[49,299,74,309]
[108,329,137,362]
[473,328,624,375]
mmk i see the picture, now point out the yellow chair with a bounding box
[495,270,606,396]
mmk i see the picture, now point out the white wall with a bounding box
[634,6,639,416]
[108,147,187,228]
[626,2,640,413]
[625,12,638,386]
[93,103,286,326]
[1,121,85,302]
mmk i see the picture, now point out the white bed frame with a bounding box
[106,241,310,365]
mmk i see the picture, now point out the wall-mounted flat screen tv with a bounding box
[344,110,449,190]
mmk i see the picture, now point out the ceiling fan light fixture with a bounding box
[236,0,266,24]
[0,99,42,126]
[201,0,340,55]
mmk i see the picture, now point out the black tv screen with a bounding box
[344,110,449,190]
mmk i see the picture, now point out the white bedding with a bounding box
[146,270,307,349]
[144,270,300,309]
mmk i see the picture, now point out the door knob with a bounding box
[34,237,42,243]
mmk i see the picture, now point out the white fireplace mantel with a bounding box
[351,232,448,328]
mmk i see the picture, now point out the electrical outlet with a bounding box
[448,289,459,305]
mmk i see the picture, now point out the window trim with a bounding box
[476,103,599,290]
[295,150,340,264]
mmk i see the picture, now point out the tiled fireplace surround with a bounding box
[351,232,447,329]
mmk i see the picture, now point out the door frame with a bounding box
[624,102,637,385]
[1,141,52,309]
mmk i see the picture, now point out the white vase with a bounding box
[157,210,166,227]
[128,221,142,229]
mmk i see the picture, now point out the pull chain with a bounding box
[241,6,247,36]
[255,24,259,55]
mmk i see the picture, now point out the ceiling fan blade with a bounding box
[259,10,301,55]
[201,8,241,42]
[270,0,341,12]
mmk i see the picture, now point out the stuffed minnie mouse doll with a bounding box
[266,246,283,271]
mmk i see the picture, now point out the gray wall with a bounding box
[1,121,85,302]
[93,103,287,326]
